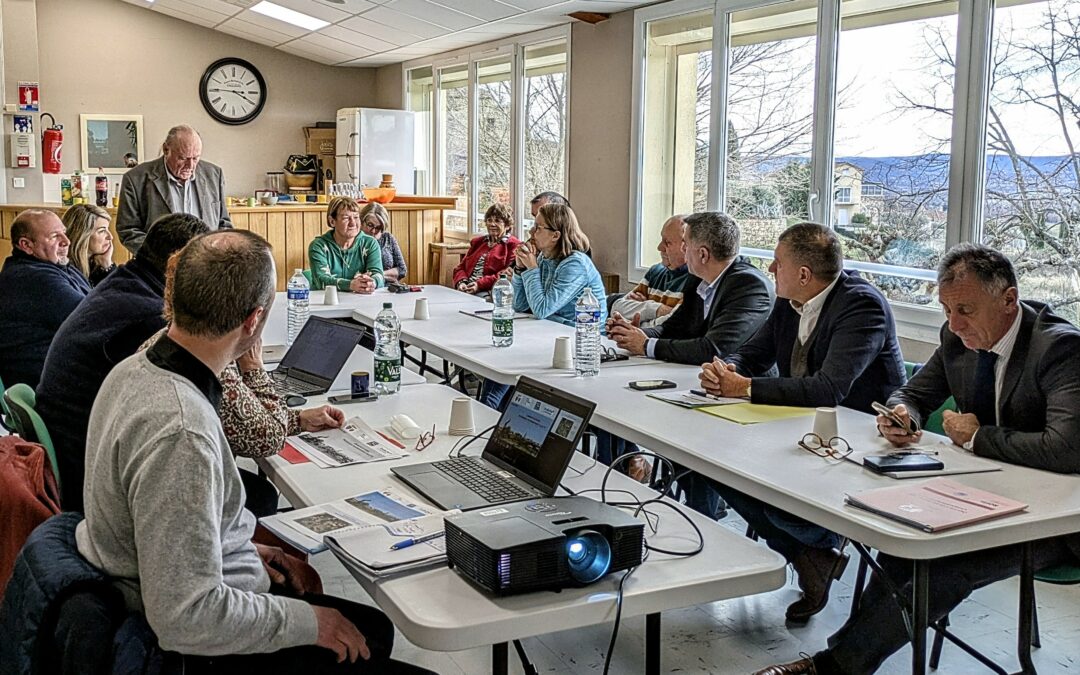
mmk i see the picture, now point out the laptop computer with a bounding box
[269,316,366,397]
[392,377,596,510]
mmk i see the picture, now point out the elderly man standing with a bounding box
[696,222,906,625]
[610,215,691,328]
[116,124,232,253]
[756,244,1080,675]
[0,210,90,388]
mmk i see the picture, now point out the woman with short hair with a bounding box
[308,196,384,293]
[452,203,520,295]
[62,204,116,286]
[358,202,407,283]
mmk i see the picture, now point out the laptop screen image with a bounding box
[483,378,596,493]
[278,317,364,381]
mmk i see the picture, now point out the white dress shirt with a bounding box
[986,308,1023,425]
[645,261,732,359]
[791,275,840,345]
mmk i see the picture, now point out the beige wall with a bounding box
[18,0,380,198]
[2,0,45,201]
[374,64,405,110]
[567,10,636,287]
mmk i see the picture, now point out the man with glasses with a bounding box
[117,124,232,254]
[756,244,1080,675]
[695,222,906,625]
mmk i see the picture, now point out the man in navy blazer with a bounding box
[697,222,906,624]
[757,244,1080,675]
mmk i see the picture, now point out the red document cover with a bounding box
[845,477,1027,532]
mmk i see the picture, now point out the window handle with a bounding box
[807,192,819,221]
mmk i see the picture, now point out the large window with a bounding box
[407,30,569,237]
[982,0,1080,322]
[407,67,433,195]
[638,9,713,268]
[632,0,1079,331]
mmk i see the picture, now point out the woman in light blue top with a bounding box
[481,204,606,410]
[511,203,607,326]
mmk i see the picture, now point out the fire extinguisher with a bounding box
[41,113,63,174]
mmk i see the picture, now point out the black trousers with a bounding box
[822,536,1078,674]
[182,590,434,674]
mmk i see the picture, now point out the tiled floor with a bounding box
[315,350,1080,674]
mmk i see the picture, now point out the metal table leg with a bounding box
[646,613,661,675]
[912,560,929,675]
[492,642,508,675]
[1017,542,1036,674]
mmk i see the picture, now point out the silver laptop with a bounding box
[269,317,366,397]
[392,377,596,510]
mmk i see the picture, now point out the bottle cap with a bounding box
[383,302,392,309]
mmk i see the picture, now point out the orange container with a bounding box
[362,187,396,204]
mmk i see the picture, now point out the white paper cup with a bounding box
[413,297,430,320]
[449,396,475,436]
[813,407,839,440]
[323,285,339,305]
[552,336,573,369]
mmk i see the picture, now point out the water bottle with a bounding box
[491,276,514,348]
[374,302,402,395]
[574,287,601,377]
[286,269,310,346]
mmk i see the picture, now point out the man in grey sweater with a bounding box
[76,230,428,673]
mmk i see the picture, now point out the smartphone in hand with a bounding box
[872,401,919,434]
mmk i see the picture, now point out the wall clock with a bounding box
[199,57,267,125]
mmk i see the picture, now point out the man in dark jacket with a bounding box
[755,244,1080,675]
[0,210,91,389]
[36,213,209,511]
[608,211,774,365]
[697,222,906,625]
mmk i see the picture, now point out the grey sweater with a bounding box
[75,351,318,655]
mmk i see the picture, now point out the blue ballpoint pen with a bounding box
[388,531,445,551]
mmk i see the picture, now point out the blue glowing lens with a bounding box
[565,530,612,584]
[568,541,586,561]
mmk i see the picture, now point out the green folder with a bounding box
[698,402,815,425]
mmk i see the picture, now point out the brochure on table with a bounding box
[261,487,439,553]
[845,477,1027,533]
[287,416,405,468]
[326,511,452,581]
[647,389,744,408]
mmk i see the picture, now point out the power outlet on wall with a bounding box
[12,177,25,188]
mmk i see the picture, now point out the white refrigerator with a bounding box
[335,107,416,192]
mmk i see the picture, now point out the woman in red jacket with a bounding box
[452,203,521,294]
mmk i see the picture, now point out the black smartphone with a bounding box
[629,379,678,391]
[327,392,379,404]
[871,401,920,434]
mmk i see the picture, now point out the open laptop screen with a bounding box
[278,317,364,380]
[484,377,596,492]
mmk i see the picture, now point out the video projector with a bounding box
[444,496,645,596]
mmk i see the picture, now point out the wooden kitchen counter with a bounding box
[0,199,457,290]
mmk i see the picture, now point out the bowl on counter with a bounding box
[284,171,317,190]
[259,195,279,206]
[362,187,396,204]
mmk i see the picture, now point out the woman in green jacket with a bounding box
[307,196,384,293]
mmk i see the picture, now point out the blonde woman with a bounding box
[62,204,116,285]
[359,202,407,282]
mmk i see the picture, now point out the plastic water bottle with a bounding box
[374,302,401,395]
[574,287,601,377]
[491,276,514,348]
[286,269,310,346]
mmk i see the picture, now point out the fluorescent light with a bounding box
[250,1,329,31]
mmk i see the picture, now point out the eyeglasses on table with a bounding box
[798,432,853,461]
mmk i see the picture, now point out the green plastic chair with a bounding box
[903,362,956,435]
[3,383,62,491]
[0,374,12,432]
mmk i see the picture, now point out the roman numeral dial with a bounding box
[199,58,267,126]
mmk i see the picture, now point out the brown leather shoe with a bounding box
[753,656,817,674]
[627,455,652,483]
[786,546,849,624]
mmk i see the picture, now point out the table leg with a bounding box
[492,642,508,675]
[1017,542,1036,675]
[646,612,661,675]
[912,560,929,675]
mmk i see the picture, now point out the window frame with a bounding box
[629,0,1027,339]
[404,26,571,240]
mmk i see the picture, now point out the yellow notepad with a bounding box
[698,402,815,425]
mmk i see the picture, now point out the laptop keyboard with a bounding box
[274,378,312,395]
[432,457,532,503]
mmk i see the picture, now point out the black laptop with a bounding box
[392,377,596,510]
[270,316,366,396]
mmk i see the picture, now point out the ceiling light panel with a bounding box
[250,1,329,30]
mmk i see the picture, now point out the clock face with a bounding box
[199,58,267,125]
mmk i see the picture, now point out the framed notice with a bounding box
[80,114,144,173]
[17,82,39,112]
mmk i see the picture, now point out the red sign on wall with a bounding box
[18,82,39,112]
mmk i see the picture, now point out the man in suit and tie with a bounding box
[756,243,1080,675]
[608,211,774,365]
[696,222,906,624]
[116,124,231,254]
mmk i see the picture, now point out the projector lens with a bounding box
[565,530,611,584]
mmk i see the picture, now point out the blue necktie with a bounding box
[971,350,999,426]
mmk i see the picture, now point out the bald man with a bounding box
[117,124,232,253]
[0,209,91,388]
